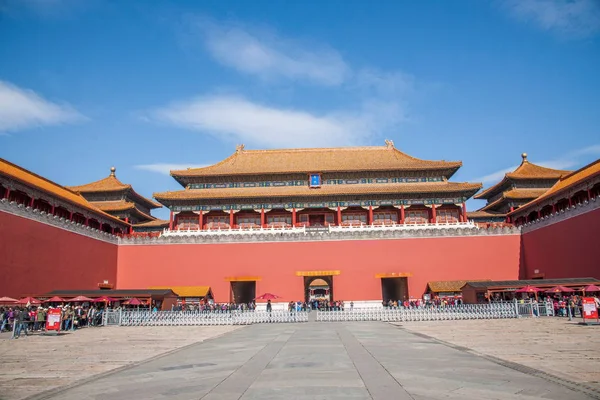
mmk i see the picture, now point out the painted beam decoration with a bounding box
[188,176,445,190]
[170,197,468,212]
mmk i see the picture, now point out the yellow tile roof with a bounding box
[92,200,136,212]
[154,181,482,202]
[68,167,162,209]
[475,154,570,199]
[149,286,211,297]
[428,280,491,292]
[480,188,547,212]
[508,158,600,216]
[0,158,128,226]
[466,210,506,218]
[133,219,169,228]
[171,143,462,178]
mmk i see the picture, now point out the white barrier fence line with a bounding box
[112,310,309,326]
[316,302,554,322]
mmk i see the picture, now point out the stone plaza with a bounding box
[1,318,599,400]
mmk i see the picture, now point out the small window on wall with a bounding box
[405,210,428,224]
[374,212,398,222]
[342,213,367,223]
[267,215,292,224]
[237,216,260,225]
[436,209,458,223]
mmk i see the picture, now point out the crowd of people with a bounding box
[1,304,108,338]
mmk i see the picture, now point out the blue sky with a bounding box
[1,0,599,219]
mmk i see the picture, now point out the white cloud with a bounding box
[151,95,404,148]
[197,19,350,85]
[134,163,209,175]
[502,0,600,37]
[0,80,83,133]
[474,144,600,184]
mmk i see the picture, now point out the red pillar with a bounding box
[168,211,174,230]
[198,212,203,230]
[3,188,10,199]
[84,217,89,226]
[50,205,55,215]
[552,204,556,213]
[400,205,405,224]
[537,210,541,219]
[588,189,592,201]
[461,202,467,222]
[292,208,296,227]
[569,197,573,207]
[368,206,373,225]
[229,209,234,228]
[29,197,35,208]
[261,208,265,228]
[337,206,342,226]
[69,211,73,221]
[431,204,437,223]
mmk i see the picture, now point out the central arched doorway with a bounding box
[304,276,333,303]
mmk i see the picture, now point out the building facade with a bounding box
[69,167,165,229]
[0,148,598,307]
[468,153,569,223]
[156,142,481,231]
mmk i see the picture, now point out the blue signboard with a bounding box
[310,173,321,187]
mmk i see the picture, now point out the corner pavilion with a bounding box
[154,141,482,231]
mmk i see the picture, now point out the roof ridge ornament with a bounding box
[521,153,528,163]
[236,144,245,153]
[110,166,116,177]
[385,139,394,149]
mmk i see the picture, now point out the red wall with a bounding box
[0,212,118,298]
[117,235,521,302]
[520,207,600,280]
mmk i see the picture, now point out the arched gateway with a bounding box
[304,276,333,303]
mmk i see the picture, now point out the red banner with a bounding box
[45,308,62,331]
[582,297,599,320]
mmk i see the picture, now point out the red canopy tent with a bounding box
[123,297,143,306]
[44,296,66,303]
[0,296,17,304]
[515,285,542,293]
[67,295,95,302]
[515,285,542,300]
[93,296,117,303]
[255,293,280,300]
[583,284,600,293]
[16,297,41,305]
[545,286,575,294]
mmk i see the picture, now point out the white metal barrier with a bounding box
[316,303,520,322]
[118,310,308,326]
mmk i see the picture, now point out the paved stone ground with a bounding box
[398,317,600,392]
[4,321,597,400]
[0,326,240,400]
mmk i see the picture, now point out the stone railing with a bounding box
[0,198,119,244]
[120,220,520,245]
[519,196,600,233]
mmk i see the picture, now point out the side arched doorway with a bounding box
[304,276,333,304]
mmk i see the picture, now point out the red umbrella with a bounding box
[515,285,542,293]
[0,296,17,304]
[123,297,142,306]
[545,286,575,294]
[583,284,600,293]
[44,296,66,303]
[93,296,117,303]
[67,295,95,302]
[16,296,41,305]
[255,293,280,300]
